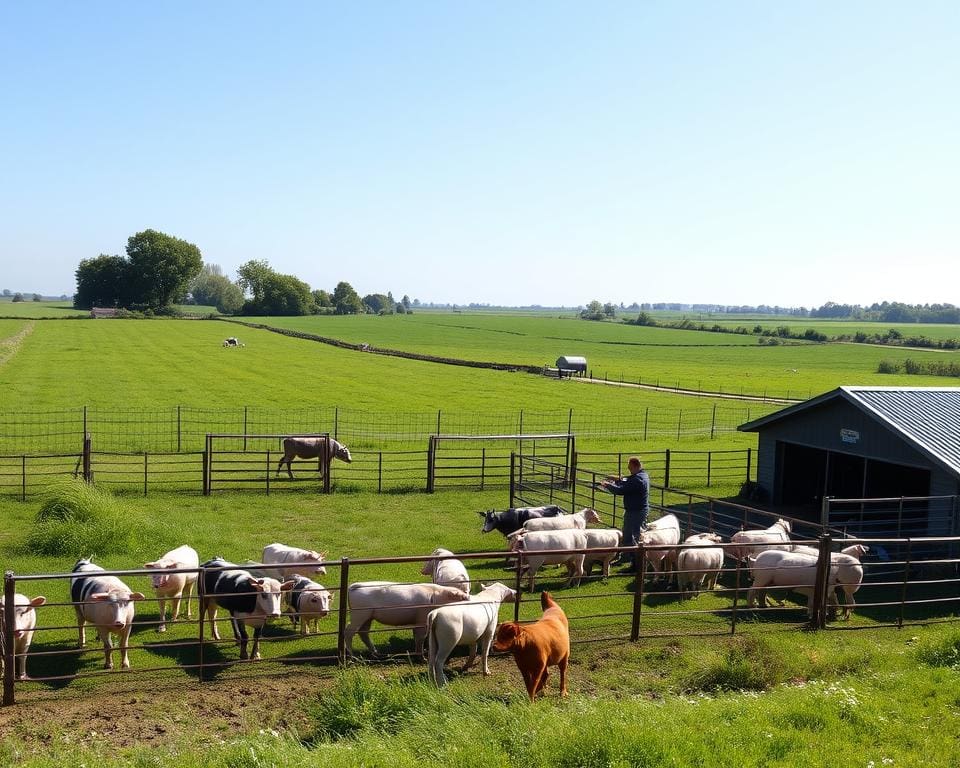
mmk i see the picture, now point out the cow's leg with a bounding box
[15,643,28,680]
[480,635,495,676]
[98,627,114,670]
[276,455,286,477]
[183,582,194,618]
[119,624,133,669]
[75,606,86,648]
[157,596,168,632]
[170,593,183,623]
[251,626,263,660]
[205,601,221,640]
[462,641,479,672]
[232,618,249,660]
[558,655,569,696]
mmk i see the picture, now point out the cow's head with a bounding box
[480,510,499,533]
[0,594,46,639]
[334,442,352,464]
[89,590,144,629]
[492,622,523,651]
[143,558,177,589]
[775,518,792,533]
[582,508,602,525]
[479,582,517,604]
[302,586,331,617]
[249,578,295,619]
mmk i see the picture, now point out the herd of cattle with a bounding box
[1,507,868,688]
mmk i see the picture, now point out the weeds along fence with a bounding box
[6,531,960,706]
[0,439,753,499]
[0,404,776,455]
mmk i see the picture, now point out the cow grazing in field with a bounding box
[70,559,145,670]
[675,533,724,595]
[222,337,244,347]
[494,591,570,702]
[478,505,563,537]
[426,582,516,686]
[200,557,294,660]
[728,518,793,563]
[421,547,471,596]
[0,593,46,680]
[276,436,351,479]
[144,544,199,632]
[261,542,327,579]
[344,581,467,657]
[283,575,331,635]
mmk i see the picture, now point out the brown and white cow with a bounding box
[276,437,352,479]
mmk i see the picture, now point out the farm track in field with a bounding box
[223,318,799,404]
[0,320,34,368]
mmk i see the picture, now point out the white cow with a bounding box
[511,529,589,591]
[582,528,624,578]
[283,575,331,635]
[512,507,602,535]
[70,559,145,670]
[638,513,681,582]
[426,582,517,686]
[675,533,724,594]
[420,548,471,596]
[747,544,869,619]
[144,544,199,632]
[0,593,46,680]
[262,542,328,579]
[345,581,467,657]
[728,518,793,562]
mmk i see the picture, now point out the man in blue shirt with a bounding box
[600,456,650,572]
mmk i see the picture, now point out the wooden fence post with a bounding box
[811,534,833,629]
[143,452,148,496]
[197,564,206,682]
[378,451,383,494]
[426,437,436,493]
[710,403,717,439]
[266,450,271,496]
[630,545,645,641]
[509,452,516,508]
[83,433,92,482]
[20,456,26,502]
[664,449,671,489]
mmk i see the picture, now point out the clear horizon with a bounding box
[2,2,957,307]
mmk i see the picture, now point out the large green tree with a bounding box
[237,260,314,315]
[125,229,203,309]
[73,254,130,309]
[333,281,364,315]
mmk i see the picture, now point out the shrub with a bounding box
[683,635,784,692]
[915,631,960,669]
[25,479,152,557]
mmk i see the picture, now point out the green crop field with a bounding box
[0,300,87,318]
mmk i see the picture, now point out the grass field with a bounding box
[250,311,960,397]
[0,300,86,318]
[1,488,959,765]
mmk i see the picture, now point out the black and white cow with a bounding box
[200,558,294,660]
[478,505,563,537]
[276,437,352,479]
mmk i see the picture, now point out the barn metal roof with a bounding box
[739,386,960,477]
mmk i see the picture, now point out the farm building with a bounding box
[739,386,960,536]
[556,355,587,377]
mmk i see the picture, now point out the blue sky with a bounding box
[2,2,957,307]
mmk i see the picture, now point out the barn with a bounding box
[556,355,587,377]
[738,386,960,536]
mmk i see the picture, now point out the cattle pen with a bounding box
[4,529,960,706]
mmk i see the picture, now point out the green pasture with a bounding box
[696,316,960,342]
[249,312,960,396]
[0,319,770,451]
[0,300,86,319]
[1,487,959,765]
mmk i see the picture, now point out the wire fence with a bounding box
[0,445,754,499]
[0,404,777,454]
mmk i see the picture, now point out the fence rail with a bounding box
[5,530,959,706]
[0,444,753,499]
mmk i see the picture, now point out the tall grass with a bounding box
[24,479,154,557]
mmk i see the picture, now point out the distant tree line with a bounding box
[72,231,415,317]
[878,359,960,378]
[810,301,960,323]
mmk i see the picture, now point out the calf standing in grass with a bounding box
[70,558,145,670]
[421,547,471,596]
[283,575,331,636]
[144,544,199,632]
[426,582,516,686]
[494,591,570,702]
[0,593,46,680]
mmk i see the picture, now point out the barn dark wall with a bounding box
[752,396,959,535]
